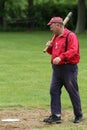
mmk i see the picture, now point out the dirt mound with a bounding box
[0,109,86,130]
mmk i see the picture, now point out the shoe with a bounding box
[73,116,83,123]
[43,115,61,124]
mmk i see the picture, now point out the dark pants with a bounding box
[50,64,82,117]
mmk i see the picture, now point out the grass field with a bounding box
[0,31,87,130]
[0,31,52,109]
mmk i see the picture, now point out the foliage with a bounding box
[34,0,78,4]
[6,2,78,31]
[5,0,27,18]
[0,0,87,31]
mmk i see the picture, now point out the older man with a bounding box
[43,17,83,124]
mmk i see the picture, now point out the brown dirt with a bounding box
[0,109,87,130]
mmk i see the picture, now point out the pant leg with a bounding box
[63,64,82,117]
[50,65,63,115]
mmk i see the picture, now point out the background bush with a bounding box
[1,1,87,31]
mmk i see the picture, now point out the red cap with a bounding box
[47,17,63,25]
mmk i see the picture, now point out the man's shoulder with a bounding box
[64,28,77,38]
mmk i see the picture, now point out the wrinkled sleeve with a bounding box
[46,47,52,55]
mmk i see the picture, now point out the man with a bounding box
[43,17,83,124]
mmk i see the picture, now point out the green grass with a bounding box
[0,31,87,129]
[0,31,52,109]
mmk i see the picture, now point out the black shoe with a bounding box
[43,115,61,124]
[73,116,83,123]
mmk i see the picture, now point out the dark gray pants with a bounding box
[50,64,82,117]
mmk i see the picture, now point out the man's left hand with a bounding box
[53,57,61,64]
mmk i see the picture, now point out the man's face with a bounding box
[50,22,60,34]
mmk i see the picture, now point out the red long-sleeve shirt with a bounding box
[46,28,80,65]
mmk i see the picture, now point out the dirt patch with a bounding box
[0,109,87,130]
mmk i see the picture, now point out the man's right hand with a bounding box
[46,40,53,48]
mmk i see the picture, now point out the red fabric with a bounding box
[46,28,80,65]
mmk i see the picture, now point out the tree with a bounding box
[75,0,86,33]
[27,0,35,29]
[0,0,6,30]
[0,0,26,30]
[28,0,33,6]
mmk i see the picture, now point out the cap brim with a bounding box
[47,22,52,25]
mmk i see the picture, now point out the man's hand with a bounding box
[53,57,61,64]
[46,40,53,48]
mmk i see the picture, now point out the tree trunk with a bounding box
[75,0,86,33]
[28,0,33,7]
[27,0,35,30]
[0,0,7,31]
